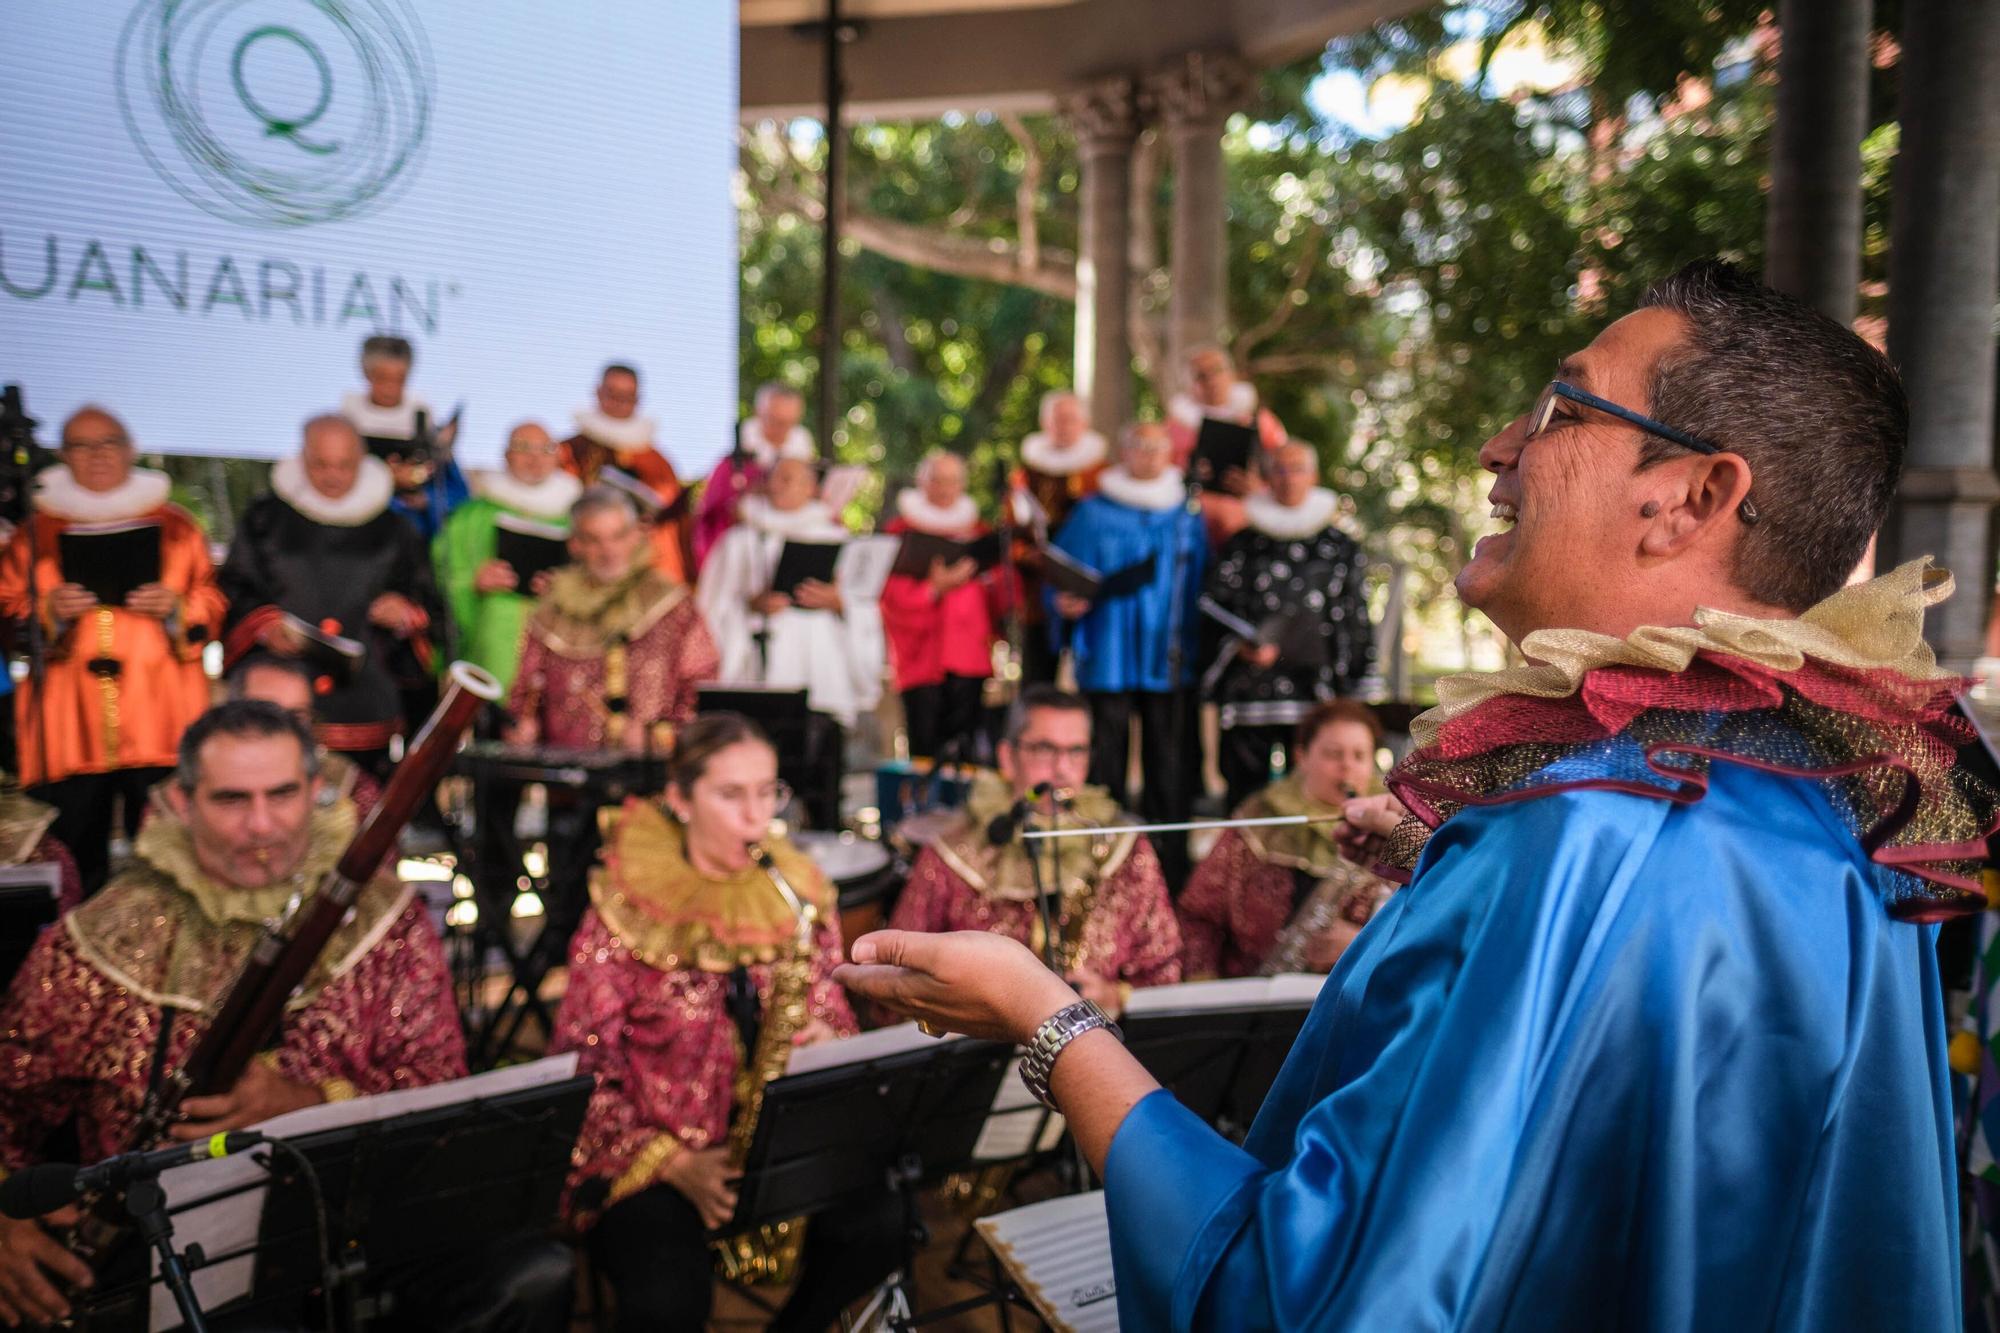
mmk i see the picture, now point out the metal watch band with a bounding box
[1018,999,1120,1110]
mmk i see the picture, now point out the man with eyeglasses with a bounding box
[844,260,1974,1330]
[433,422,583,693]
[0,407,224,895]
[888,685,1180,1020]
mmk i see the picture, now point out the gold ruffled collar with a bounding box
[1236,775,1348,877]
[530,564,687,657]
[933,773,1136,904]
[66,799,411,1013]
[0,781,55,865]
[592,800,833,973]
[1412,559,1955,749]
[131,799,359,925]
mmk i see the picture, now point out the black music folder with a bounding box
[494,513,570,583]
[1188,416,1258,488]
[1040,545,1156,601]
[59,520,162,605]
[1200,595,1330,668]
[282,613,365,686]
[889,530,1002,579]
[770,540,843,597]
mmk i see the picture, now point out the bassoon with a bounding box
[60,661,502,1325]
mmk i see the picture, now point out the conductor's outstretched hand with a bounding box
[836,931,1078,1045]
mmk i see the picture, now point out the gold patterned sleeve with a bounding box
[807,898,859,1035]
[1104,836,1185,988]
[672,604,722,723]
[0,929,106,1170]
[1176,829,1247,980]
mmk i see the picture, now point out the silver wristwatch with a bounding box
[1018,999,1120,1110]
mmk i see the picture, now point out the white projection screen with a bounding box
[0,2,739,472]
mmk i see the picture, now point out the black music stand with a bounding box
[86,1075,593,1331]
[715,1037,1014,1328]
[697,685,842,828]
[0,862,59,990]
[1122,998,1315,1141]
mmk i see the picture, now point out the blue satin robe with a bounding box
[1105,763,1957,1330]
[1048,494,1208,694]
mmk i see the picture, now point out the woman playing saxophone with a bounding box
[552,712,900,1331]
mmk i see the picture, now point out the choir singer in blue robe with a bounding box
[839,260,1993,1331]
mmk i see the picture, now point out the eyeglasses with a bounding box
[1016,741,1090,764]
[62,435,130,453]
[1526,381,1759,526]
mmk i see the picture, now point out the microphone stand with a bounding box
[124,1176,211,1333]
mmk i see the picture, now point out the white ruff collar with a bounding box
[1245,488,1338,540]
[895,489,979,534]
[741,495,848,541]
[738,418,817,468]
[1020,430,1107,477]
[271,455,395,527]
[34,465,171,523]
[1096,466,1187,512]
[1168,380,1258,428]
[470,468,582,520]
[573,406,656,451]
[340,391,430,441]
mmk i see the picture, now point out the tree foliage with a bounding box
[740,0,1900,672]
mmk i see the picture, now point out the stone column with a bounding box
[1151,50,1250,390]
[1764,0,1871,322]
[1060,79,1140,433]
[1882,0,2000,670]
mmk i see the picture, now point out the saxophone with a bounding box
[1260,855,1386,976]
[712,842,817,1285]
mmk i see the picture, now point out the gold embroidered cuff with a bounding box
[318,1078,359,1104]
[608,1133,684,1207]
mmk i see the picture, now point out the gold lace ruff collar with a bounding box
[1411,559,1956,750]
[932,773,1137,904]
[592,800,832,974]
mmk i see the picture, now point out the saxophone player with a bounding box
[552,713,899,1331]
[1177,700,1392,978]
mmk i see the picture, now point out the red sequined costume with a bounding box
[890,776,1183,986]
[0,800,465,1171]
[554,802,855,1227]
[1177,777,1391,978]
[509,566,719,751]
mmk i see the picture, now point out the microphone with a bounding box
[986,782,1054,846]
[0,1132,268,1219]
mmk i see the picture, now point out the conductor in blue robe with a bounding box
[1048,421,1208,889]
[839,260,1980,1331]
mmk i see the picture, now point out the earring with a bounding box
[1639,501,1660,518]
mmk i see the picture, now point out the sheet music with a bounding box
[151,1054,580,1331]
[782,1019,960,1077]
[837,533,899,602]
[972,1057,1067,1162]
[976,1190,1119,1333]
[1123,972,1326,1017]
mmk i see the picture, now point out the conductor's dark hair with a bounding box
[667,713,775,794]
[361,334,413,367]
[1002,685,1092,747]
[1636,259,1906,610]
[176,700,320,792]
[601,363,641,386]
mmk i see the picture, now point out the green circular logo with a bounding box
[118,0,433,229]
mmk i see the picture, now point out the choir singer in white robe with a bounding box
[697,457,884,730]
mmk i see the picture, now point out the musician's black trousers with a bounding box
[1219,724,1293,811]
[901,675,986,763]
[31,765,169,897]
[590,1185,902,1332]
[1085,690,1197,893]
